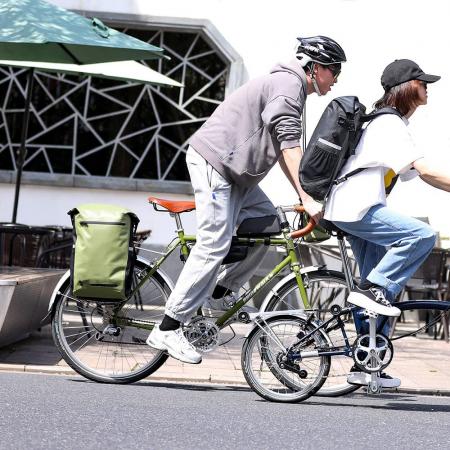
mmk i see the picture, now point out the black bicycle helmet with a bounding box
[296,36,347,65]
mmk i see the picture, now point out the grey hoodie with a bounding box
[189,58,307,188]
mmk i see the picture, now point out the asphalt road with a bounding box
[1,372,449,449]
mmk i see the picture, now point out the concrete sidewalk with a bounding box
[0,322,449,395]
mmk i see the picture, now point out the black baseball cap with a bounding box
[381,59,440,91]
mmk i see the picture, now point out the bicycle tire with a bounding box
[241,315,330,403]
[262,270,359,397]
[52,260,170,384]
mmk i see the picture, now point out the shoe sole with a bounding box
[165,346,202,364]
[347,293,401,317]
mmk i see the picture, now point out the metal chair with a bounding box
[396,248,449,341]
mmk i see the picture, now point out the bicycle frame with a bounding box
[286,299,450,363]
[115,200,450,349]
[124,206,313,331]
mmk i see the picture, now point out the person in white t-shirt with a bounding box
[324,59,450,388]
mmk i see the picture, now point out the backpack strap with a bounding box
[334,167,366,185]
[361,106,402,122]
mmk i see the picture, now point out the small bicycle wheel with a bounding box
[263,270,359,397]
[241,315,330,403]
[52,260,170,383]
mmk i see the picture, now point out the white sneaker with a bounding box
[203,294,257,317]
[146,325,202,364]
[347,285,401,317]
[347,371,401,388]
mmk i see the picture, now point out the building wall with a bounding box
[1,0,449,245]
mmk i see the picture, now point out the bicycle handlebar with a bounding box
[288,204,317,239]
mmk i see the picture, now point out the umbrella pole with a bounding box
[12,68,35,224]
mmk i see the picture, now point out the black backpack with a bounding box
[299,96,402,201]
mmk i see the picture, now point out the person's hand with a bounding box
[302,198,323,224]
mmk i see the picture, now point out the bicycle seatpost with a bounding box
[336,232,355,290]
[171,212,183,232]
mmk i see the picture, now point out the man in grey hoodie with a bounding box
[147,36,347,364]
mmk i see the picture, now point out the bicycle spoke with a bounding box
[262,271,357,397]
[52,262,170,382]
[242,317,330,402]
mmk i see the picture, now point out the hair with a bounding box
[373,80,422,116]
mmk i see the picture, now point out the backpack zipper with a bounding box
[80,221,126,226]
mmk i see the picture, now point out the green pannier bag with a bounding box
[69,204,140,301]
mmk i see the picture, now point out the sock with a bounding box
[159,314,181,331]
[212,284,232,299]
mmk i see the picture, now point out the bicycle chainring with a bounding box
[352,333,393,373]
[184,317,220,353]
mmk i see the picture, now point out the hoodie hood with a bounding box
[270,58,308,93]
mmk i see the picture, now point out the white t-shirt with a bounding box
[324,114,423,222]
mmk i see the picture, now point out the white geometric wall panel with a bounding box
[0,27,229,184]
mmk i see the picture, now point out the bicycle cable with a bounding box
[219,324,236,346]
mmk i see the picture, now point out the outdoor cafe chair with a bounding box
[393,247,449,341]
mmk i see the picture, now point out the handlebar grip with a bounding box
[289,204,317,238]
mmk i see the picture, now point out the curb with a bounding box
[394,387,450,397]
[0,364,73,376]
[1,363,450,396]
[0,363,248,386]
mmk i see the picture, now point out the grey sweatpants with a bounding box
[165,147,276,323]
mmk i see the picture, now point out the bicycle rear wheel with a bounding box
[242,316,330,403]
[52,260,170,383]
[262,270,359,397]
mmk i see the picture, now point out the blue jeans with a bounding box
[333,204,436,335]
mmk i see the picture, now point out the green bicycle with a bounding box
[50,196,356,397]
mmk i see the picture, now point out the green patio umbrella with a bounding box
[0,0,167,222]
[0,0,164,64]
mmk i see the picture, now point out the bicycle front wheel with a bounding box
[263,270,359,397]
[242,316,330,403]
[52,260,170,383]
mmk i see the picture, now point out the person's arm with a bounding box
[279,146,323,223]
[413,157,450,192]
